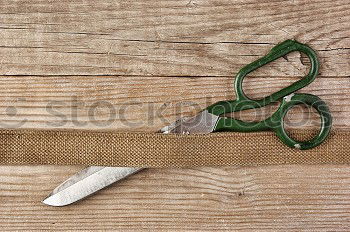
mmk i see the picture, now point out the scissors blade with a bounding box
[43,110,219,206]
[160,110,219,134]
[42,166,142,206]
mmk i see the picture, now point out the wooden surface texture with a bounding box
[0,0,349,230]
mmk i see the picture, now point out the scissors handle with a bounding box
[206,40,332,149]
[206,39,319,115]
[214,93,332,150]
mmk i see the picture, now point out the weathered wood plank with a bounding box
[0,75,347,130]
[0,0,348,76]
[1,165,350,230]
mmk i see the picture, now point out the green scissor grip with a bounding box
[214,93,332,150]
[206,39,319,115]
[206,40,332,150]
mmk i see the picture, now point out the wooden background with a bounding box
[0,0,349,230]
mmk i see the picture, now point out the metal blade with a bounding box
[43,110,218,206]
[42,166,142,206]
[160,110,219,134]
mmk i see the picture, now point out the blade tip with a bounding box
[42,196,69,207]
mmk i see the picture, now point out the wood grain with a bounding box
[0,75,348,130]
[0,0,349,230]
[1,165,350,230]
[0,0,348,76]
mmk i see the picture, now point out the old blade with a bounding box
[42,166,142,206]
[43,111,217,206]
[160,110,219,134]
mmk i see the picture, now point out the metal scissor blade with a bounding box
[42,166,142,206]
[43,110,218,206]
[160,110,219,134]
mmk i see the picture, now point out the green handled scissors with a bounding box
[43,40,332,206]
[165,39,332,150]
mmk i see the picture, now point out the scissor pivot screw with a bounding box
[283,93,295,102]
[294,143,301,149]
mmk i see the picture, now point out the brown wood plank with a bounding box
[0,75,347,130]
[0,0,348,76]
[1,165,350,230]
